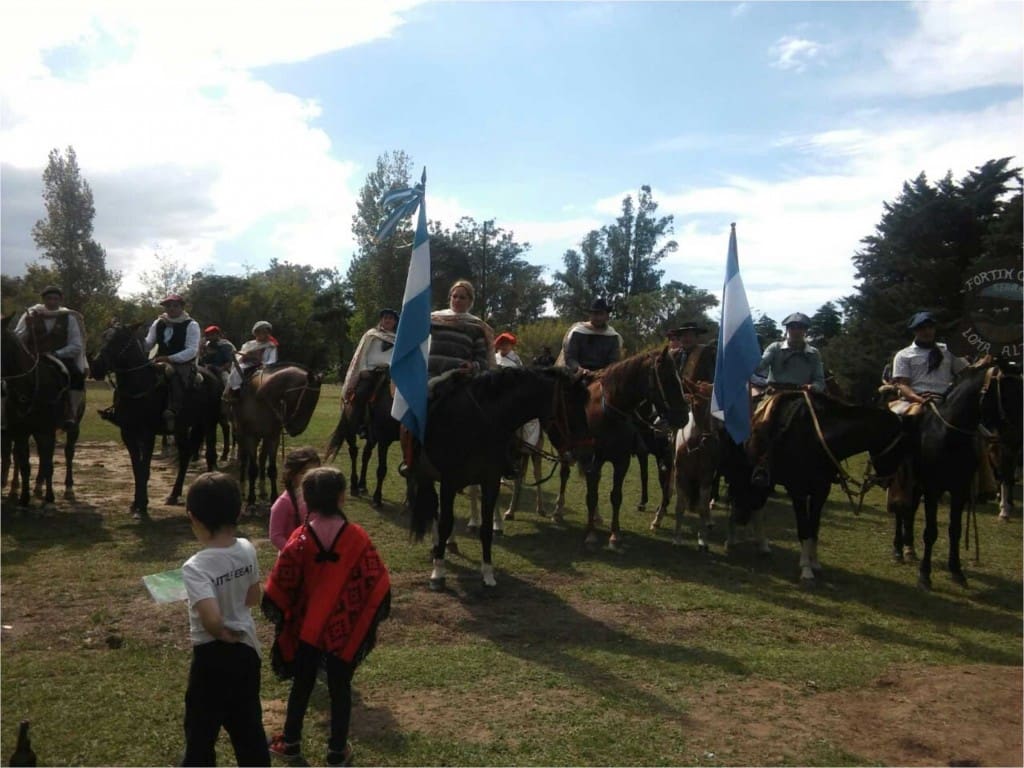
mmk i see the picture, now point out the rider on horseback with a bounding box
[557,298,623,376]
[143,294,200,432]
[226,321,278,400]
[398,279,495,477]
[889,312,967,414]
[669,322,715,390]
[342,308,398,438]
[748,312,825,487]
[14,285,88,431]
[200,325,236,390]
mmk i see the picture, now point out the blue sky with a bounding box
[2,1,1021,322]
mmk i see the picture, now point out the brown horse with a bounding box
[232,364,323,511]
[555,347,690,551]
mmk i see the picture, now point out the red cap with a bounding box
[495,332,517,346]
[204,325,221,335]
[159,294,185,305]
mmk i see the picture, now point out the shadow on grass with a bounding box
[120,512,193,563]
[1,501,112,566]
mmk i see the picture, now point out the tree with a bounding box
[429,217,549,328]
[616,280,719,352]
[834,158,1022,402]
[31,147,121,333]
[347,151,415,331]
[809,301,843,346]
[753,313,781,348]
[552,186,677,316]
[131,252,192,306]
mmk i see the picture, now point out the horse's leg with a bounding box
[467,485,481,533]
[371,440,387,509]
[606,457,629,550]
[553,461,571,522]
[166,426,190,505]
[947,488,969,587]
[671,469,688,547]
[360,438,374,496]
[257,440,268,501]
[793,493,816,586]
[583,462,602,549]
[657,448,674,528]
[917,490,939,590]
[63,423,79,501]
[36,430,56,505]
[808,482,828,576]
[480,477,500,588]
[430,482,454,591]
[14,436,31,508]
[532,452,545,516]
[503,461,522,521]
[133,431,156,518]
[267,436,279,503]
[347,435,360,496]
[636,451,649,512]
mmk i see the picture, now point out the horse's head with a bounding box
[539,367,593,463]
[981,358,1023,439]
[282,369,324,437]
[866,409,908,479]
[90,321,147,379]
[650,345,689,430]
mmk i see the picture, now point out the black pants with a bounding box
[182,641,271,767]
[283,642,355,754]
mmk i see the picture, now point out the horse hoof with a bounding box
[132,508,150,521]
[917,575,932,591]
[552,512,565,524]
[951,571,968,588]
[998,511,1010,521]
[33,487,43,499]
[698,542,710,554]
[636,503,646,512]
[447,541,460,556]
[606,536,624,553]
[706,522,715,531]
[164,495,181,506]
[756,547,772,559]
[371,499,382,510]
[891,549,904,563]
[504,511,515,521]
[902,547,918,562]
[799,575,817,590]
[466,524,479,535]
[593,513,605,527]
[63,489,76,502]
[492,529,504,538]
[428,577,446,592]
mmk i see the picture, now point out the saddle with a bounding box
[155,362,203,388]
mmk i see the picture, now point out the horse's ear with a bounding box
[130,321,147,337]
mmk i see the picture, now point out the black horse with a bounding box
[1,318,66,508]
[409,366,592,590]
[90,323,223,518]
[326,367,400,509]
[723,392,906,586]
[891,359,1023,589]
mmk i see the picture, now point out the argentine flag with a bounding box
[377,170,431,442]
[710,224,762,443]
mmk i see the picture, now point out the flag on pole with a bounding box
[377,169,431,442]
[710,223,762,443]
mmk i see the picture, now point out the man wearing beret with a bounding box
[557,298,623,375]
[889,311,967,414]
[14,285,88,431]
[200,325,237,390]
[747,312,826,487]
[143,294,201,431]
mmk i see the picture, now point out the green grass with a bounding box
[1,380,1021,765]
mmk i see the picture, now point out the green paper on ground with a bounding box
[142,569,187,603]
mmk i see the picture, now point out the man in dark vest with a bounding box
[143,294,200,431]
[557,298,624,375]
[14,285,88,430]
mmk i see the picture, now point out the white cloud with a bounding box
[731,3,750,19]
[881,1,1023,96]
[769,35,826,73]
[0,0,423,293]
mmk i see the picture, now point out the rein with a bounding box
[800,391,864,512]
[598,352,684,437]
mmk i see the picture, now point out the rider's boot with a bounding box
[64,389,84,431]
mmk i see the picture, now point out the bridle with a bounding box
[600,351,686,436]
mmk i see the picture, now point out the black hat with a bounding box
[782,312,811,328]
[671,322,707,335]
[379,308,399,320]
[908,311,936,330]
[589,298,611,313]
[41,285,63,298]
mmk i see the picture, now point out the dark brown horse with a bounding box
[326,367,399,509]
[233,364,323,511]
[409,366,592,590]
[90,323,223,517]
[1,318,65,508]
[890,359,1022,589]
[555,347,690,551]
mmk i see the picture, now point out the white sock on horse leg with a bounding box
[799,539,814,580]
[430,558,446,582]
[481,563,496,587]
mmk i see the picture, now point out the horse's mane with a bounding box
[598,349,660,401]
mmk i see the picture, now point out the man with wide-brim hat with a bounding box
[747,311,826,487]
[557,297,623,375]
[143,294,201,431]
[227,320,279,398]
[14,285,89,430]
[342,308,399,436]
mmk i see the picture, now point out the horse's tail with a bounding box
[410,480,438,542]
[325,406,350,463]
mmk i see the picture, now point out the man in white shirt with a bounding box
[143,294,201,431]
[890,311,967,414]
[341,309,398,437]
[227,321,279,398]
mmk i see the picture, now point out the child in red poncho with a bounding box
[263,467,391,767]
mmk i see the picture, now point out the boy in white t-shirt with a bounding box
[181,472,271,767]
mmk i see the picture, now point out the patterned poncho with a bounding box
[263,520,391,673]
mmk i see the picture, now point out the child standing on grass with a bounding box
[181,472,271,767]
[263,467,391,767]
[269,447,322,551]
